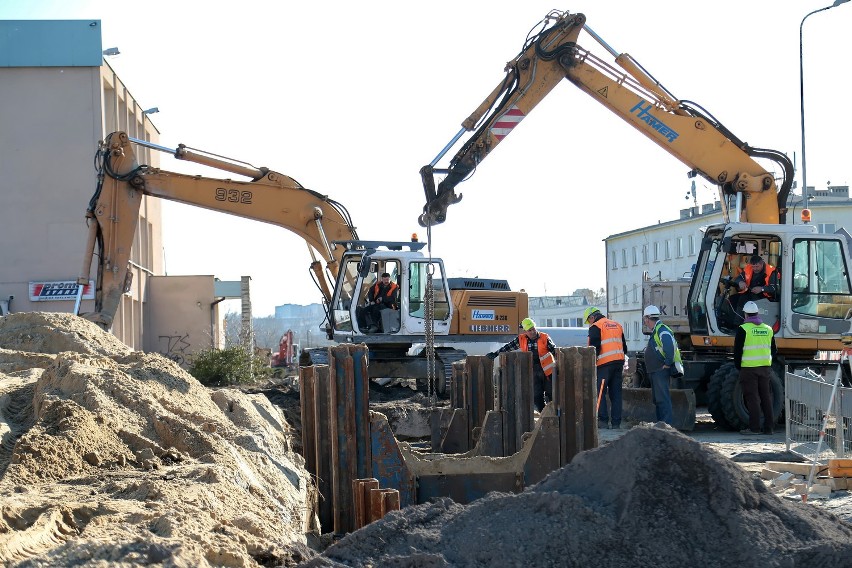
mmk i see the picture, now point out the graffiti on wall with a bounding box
[159,333,192,366]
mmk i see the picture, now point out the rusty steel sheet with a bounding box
[556,346,598,466]
[352,478,379,530]
[370,412,416,507]
[312,365,333,532]
[499,351,534,456]
[475,410,505,457]
[299,366,317,479]
[440,408,469,454]
[523,415,562,485]
[369,488,400,523]
[330,346,358,534]
[415,471,523,505]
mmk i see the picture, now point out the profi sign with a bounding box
[29,280,95,302]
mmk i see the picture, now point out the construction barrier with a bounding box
[785,369,852,462]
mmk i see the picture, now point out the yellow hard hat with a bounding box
[521,317,536,331]
[583,306,602,323]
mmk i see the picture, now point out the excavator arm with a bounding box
[420,10,793,227]
[78,131,357,329]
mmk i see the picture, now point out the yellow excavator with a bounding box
[419,10,852,428]
[78,132,528,393]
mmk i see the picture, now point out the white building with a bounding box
[605,187,851,353]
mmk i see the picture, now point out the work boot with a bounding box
[739,429,760,436]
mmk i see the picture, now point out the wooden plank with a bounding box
[765,461,827,476]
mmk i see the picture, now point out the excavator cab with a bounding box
[688,223,852,343]
[328,240,453,342]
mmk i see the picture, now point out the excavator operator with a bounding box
[733,254,778,314]
[364,272,399,333]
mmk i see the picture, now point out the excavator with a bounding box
[419,9,852,428]
[77,131,528,393]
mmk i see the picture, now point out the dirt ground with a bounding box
[0,313,315,567]
[3,311,852,567]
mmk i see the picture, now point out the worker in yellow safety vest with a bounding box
[734,301,778,435]
[488,317,556,412]
[585,307,628,430]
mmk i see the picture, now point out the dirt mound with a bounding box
[0,312,131,357]
[0,313,314,567]
[309,424,852,567]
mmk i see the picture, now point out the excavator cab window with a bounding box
[332,258,362,332]
[791,238,852,318]
[408,261,450,320]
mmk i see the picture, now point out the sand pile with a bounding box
[0,312,315,567]
[308,424,852,567]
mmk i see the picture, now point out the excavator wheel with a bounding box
[706,363,736,430]
[719,366,783,431]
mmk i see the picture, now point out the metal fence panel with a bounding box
[785,369,850,461]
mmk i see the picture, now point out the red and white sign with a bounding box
[29,280,95,302]
[490,105,526,140]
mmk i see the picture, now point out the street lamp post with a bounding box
[800,0,851,212]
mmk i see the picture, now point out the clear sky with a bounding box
[2,1,850,316]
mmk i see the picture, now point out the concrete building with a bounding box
[0,20,232,363]
[605,187,851,353]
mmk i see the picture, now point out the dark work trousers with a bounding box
[650,369,674,425]
[740,366,774,433]
[533,369,552,412]
[596,361,624,427]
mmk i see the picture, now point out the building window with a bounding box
[642,244,649,264]
[623,285,628,304]
[676,237,683,258]
[625,323,630,339]
[632,284,638,303]
[633,321,640,337]
[688,235,695,256]
[632,246,638,266]
[818,223,836,234]
[611,250,617,269]
[546,318,553,326]
[653,242,659,262]
[622,249,627,268]
[613,286,619,304]
[664,240,671,260]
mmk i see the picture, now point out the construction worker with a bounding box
[584,307,627,430]
[734,300,777,435]
[364,272,399,333]
[733,254,778,313]
[488,317,556,412]
[642,305,680,426]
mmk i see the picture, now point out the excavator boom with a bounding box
[420,10,793,227]
[79,132,357,328]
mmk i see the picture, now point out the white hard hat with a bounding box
[643,305,661,317]
[743,301,760,314]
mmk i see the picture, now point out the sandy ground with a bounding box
[0,313,315,567]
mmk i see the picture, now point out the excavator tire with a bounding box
[719,366,783,431]
[706,363,736,430]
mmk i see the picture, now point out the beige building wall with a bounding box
[0,31,163,350]
[145,276,222,365]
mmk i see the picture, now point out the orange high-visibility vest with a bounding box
[590,318,625,367]
[371,281,399,309]
[519,332,556,377]
[741,264,776,298]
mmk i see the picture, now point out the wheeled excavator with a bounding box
[77,132,528,393]
[419,10,852,428]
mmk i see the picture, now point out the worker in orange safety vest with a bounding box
[488,317,556,412]
[585,307,627,429]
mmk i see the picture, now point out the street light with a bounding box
[800,0,851,212]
